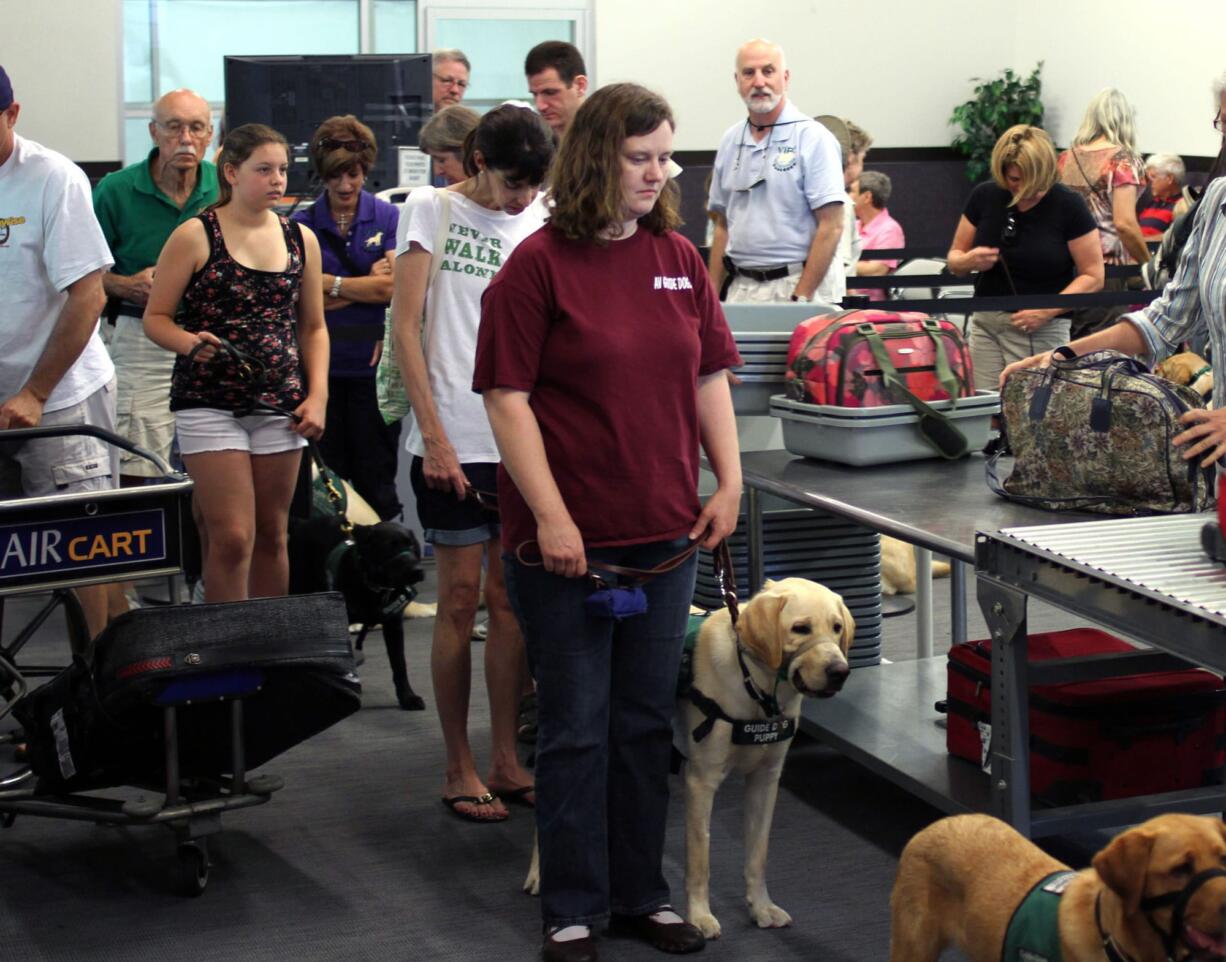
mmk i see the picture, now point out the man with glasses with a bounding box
[432,49,471,113]
[0,65,118,639]
[707,39,845,305]
[91,89,216,489]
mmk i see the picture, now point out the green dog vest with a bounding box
[1001,870,1077,962]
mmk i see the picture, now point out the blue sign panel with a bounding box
[0,508,167,582]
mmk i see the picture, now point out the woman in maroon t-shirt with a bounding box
[475,84,741,961]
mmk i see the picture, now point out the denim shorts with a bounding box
[409,457,499,547]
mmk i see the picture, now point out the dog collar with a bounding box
[1096,892,1143,962]
[1191,365,1213,383]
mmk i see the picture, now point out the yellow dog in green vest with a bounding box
[890,813,1226,962]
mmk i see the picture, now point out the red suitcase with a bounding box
[946,628,1226,805]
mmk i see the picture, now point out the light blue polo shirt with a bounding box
[708,99,846,268]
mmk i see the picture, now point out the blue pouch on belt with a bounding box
[584,584,648,621]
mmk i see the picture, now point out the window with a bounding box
[425,4,589,109]
[122,0,590,163]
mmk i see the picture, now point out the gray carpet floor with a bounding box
[0,564,1095,962]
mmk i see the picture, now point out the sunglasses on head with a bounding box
[320,138,369,153]
[1001,210,1019,246]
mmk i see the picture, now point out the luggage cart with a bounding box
[0,427,357,895]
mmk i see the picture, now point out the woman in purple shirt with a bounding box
[293,115,402,519]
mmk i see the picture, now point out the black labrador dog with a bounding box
[288,514,426,710]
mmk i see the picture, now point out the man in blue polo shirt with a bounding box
[707,39,846,306]
[92,88,217,487]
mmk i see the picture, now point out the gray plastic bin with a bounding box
[769,392,1000,466]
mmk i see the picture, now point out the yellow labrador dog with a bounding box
[890,813,1226,962]
[522,578,852,915]
[683,578,853,938]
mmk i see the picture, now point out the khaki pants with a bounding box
[969,311,1070,392]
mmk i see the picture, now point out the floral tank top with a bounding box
[170,209,307,412]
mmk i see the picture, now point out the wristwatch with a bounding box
[329,276,343,298]
[790,293,811,303]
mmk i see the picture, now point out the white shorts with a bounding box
[175,408,307,457]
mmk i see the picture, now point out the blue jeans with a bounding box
[505,536,698,928]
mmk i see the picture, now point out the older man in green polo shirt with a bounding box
[92,88,217,488]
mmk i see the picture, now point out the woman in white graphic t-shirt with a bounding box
[392,104,553,823]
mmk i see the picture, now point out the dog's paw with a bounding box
[749,901,792,929]
[396,690,426,711]
[522,870,540,896]
[688,910,721,940]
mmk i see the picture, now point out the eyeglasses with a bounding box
[433,73,469,90]
[155,119,211,138]
[1001,211,1019,247]
[320,138,370,153]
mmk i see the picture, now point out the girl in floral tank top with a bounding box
[171,208,307,412]
[144,124,329,603]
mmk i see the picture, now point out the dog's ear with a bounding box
[836,597,855,655]
[738,591,788,670]
[1093,827,1156,916]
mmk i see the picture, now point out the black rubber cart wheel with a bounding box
[172,840,209,897]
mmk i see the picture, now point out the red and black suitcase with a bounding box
[945,628,1226,806]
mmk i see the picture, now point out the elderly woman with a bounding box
[291,115,401,520]
[420,104,480,187]
[947,125,1104,391]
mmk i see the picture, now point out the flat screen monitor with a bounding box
[223,53,431,194]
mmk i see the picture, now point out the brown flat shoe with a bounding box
[608,911,704,954]
[543,926,596,962]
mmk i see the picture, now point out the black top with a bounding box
[962,182,1097,297]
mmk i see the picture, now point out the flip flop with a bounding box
[488,784,535,808]
[441,792,509,823]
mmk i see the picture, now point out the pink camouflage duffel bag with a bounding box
[785,309,975,407]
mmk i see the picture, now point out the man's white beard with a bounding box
[743,90,782,115]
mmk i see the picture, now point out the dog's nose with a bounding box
[826,664,850,691]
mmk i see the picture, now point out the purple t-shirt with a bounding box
[293,190,398,377]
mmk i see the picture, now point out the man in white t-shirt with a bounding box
[0,65,120,638]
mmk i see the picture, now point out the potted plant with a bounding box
[951,63,1045,182]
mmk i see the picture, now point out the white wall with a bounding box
[7,0,1225,161]
[5,0,122,160]
[597,0,1226,157]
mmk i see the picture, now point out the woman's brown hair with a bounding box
[213,123,289,208]
[308,114,378,181]
[549,83,681,242]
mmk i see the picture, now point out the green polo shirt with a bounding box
[91,147,218,278]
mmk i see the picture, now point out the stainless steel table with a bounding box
[738,450,1218,836]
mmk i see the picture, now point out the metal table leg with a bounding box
[979,578,1031,836]
[916,546,933,658]
[951,560,968,646]
[747,487,765,594]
